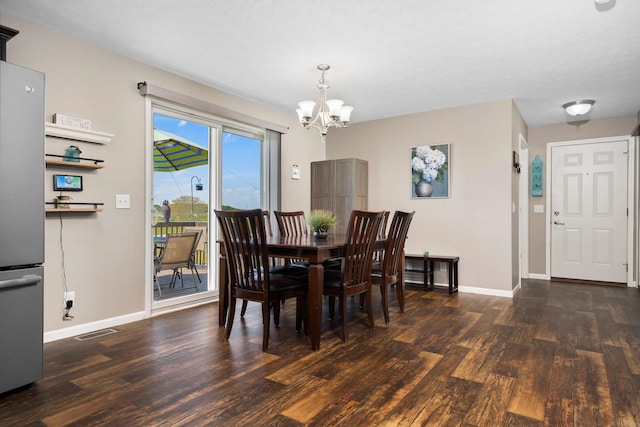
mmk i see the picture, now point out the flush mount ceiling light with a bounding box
[562,100,595,116]
[296,64,353,143]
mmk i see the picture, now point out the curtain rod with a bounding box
[137,81,289,134]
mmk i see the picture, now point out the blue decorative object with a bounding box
[63,145,82,162]
[531,155,543,197]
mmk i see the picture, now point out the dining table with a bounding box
[218,233,396,351]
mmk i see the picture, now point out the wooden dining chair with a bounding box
[274,210,316,269]
[357,210,390,306]
[240,211,288,318]
[369,210,415,323]
[215,209,308,352]
[323,210,384,341]
[274,210,308,237]
[368,210,390,268]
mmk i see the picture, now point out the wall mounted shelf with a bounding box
[45,122,114,144]
[45,207,103,213]
[45,154,104,169]
[45,202,104,213]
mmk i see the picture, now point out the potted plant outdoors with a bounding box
[308,209,337,239]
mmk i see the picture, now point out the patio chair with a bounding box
[182,226,205,283]
[154,232,199,295]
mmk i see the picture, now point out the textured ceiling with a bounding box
[1,0,639,127]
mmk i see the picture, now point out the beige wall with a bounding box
[527,115,637,275]
[1,14,324,335]
[327,100,516,293]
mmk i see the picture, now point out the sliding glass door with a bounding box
[152,110,217,307]
[149,103,277,312]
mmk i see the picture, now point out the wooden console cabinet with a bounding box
[311,158,368,233]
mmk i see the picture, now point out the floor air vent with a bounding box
[74,328,117,341]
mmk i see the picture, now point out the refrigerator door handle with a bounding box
[0,274,42,290]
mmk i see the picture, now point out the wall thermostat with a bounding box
[53,174,83,191]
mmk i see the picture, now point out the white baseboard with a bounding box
[44,311,146,343]
[416,281,517,298]
[528,273,549,280]
[457,285,515,298]
[513,282,522,295]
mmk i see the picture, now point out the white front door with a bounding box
[550,139,628,283]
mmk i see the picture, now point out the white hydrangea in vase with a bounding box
[411,145,447,197]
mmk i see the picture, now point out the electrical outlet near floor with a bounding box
[64,291,75,308]
[439,262,447,272]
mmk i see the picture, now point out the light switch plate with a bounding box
[534,204,544,213]
[291,165,300,180]
[115,194,130,209]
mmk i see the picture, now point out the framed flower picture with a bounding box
[411,144,450,198]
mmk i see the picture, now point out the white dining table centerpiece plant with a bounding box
[411,145,447,197]
[308,209,337,238]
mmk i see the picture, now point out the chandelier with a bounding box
[296,64,353,143]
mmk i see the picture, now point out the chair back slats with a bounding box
[377,210,390,239]
[342,210,384,287]
[383,211,415,277]
[274,211,308,236]
[262,211,274,237]
[215,209,270,295]
[274,211,310,267]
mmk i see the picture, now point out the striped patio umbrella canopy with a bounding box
[154,129,208,172]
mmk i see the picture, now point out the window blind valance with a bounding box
[137,81,289,134]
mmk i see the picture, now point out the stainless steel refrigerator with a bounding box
[0,59,45,394]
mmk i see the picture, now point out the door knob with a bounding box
[553,220,565,225]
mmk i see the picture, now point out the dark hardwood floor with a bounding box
[1,279,639,426]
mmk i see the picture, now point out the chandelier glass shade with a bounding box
[296,64,353,143]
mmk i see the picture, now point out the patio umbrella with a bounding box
[154,129,208,172]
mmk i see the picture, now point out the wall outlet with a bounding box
[439,262,447,272]
[115,194,130,209]
[64,291,75,309]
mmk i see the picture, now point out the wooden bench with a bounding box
[405,254,459,294]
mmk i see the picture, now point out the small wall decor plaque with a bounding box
[53,113,91,130]
[531,154,543,196]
